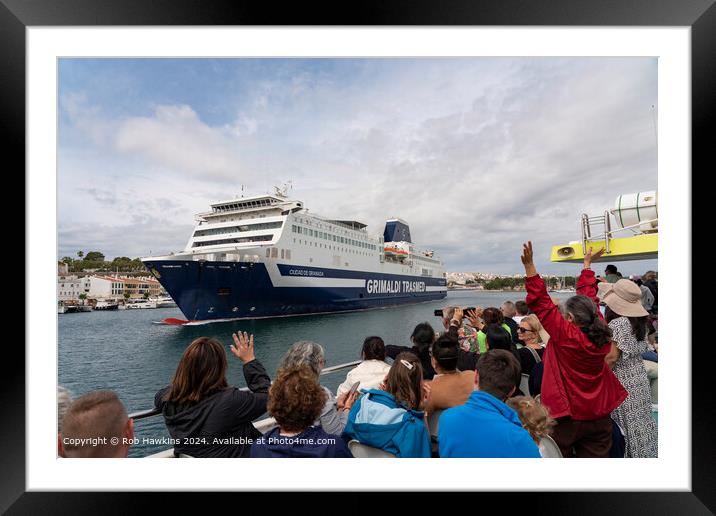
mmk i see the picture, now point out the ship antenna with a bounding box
[650,104,657,147]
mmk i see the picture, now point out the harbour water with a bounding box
[58,289,573,457]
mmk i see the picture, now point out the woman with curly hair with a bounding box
[251,366,352,458]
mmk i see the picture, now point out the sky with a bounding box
[58,58,658,275]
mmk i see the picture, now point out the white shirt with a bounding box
[336,360,392,397]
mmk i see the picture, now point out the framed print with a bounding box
[4,0,710,511]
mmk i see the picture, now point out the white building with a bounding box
[57,275,91,301]
[88,275,163,300]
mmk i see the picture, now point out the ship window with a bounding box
[266,249,271,258]
[271,248,278,258]
[281,249,285,259]
[285,250,291,260]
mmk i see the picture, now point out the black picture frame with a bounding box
[4,0,707,512]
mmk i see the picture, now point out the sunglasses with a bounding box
[517,327,534,333]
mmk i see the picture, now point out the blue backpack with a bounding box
[342,390,431,458]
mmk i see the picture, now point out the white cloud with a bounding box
[114,105,243,182]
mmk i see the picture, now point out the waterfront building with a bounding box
[57,275,91,301]
[88,275,163,300]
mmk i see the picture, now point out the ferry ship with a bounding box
[141,188,447,323]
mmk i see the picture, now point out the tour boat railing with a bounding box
[128,359,362,421]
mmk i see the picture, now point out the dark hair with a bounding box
[476,350,521,401]
[268,366,327,433]
[563,295,612,347]
[605,264,618,274]
[485,324,512,351]
[60,390,128,457]
[633,278,643,287]
[384,352,423,410]
[411,322,435,347]
[361,336,386,361]
[164,337,228,403]
[411,322,436,361]
[431,334,459,371]
[604,306,648,341]
[515,300,529,316]
[482,307,504,326]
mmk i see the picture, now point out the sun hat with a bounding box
[598,279,649,317]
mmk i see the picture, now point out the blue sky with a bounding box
[58,58,658,275]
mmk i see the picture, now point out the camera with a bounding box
[434,307,476,317]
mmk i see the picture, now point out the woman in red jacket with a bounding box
[520,242,627,457]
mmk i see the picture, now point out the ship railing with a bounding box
[133,359,362,458]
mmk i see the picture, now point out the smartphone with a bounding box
[433,309,444,317]
[347,381,361,397]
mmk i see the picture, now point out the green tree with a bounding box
[77,251,84,259]
[131,258,147,272]
[143,291,150,300]
[111,256,133,272]
[123,292,131,300]
[84,251,105,262]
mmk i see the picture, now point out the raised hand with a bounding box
[230,331,255,364]
[465,309,484,331]
[521,241,537,277]
[584,247,606,269]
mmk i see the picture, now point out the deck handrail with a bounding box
[128,359,362,421]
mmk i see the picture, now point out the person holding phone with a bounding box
[278,340,359,435]
[251,366,353,458]
[336,336,391,398]
[342,352,432,458]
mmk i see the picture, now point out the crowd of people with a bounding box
[57,243,658,459]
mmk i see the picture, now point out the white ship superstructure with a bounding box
[142,190,447,322]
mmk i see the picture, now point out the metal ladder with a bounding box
[580,210,612,256]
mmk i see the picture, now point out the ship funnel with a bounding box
[383,219,412,243]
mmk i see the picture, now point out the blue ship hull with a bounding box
[143,260,447,321]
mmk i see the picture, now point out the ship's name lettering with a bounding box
[366,280,426,294]
[288,268,324,277]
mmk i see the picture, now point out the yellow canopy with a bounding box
[550,233,657,263]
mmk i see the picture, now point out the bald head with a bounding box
[59,390,133,458]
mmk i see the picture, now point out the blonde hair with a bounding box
[521,314,546,344]
[507,396,555,443]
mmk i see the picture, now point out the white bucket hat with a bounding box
[598,279,649,317]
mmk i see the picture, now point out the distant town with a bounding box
[57,251,168,309]
[446,271,575,291]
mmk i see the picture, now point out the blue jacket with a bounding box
[250,426,352,458]
[438,391,541,458]
[342,389,431,458]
